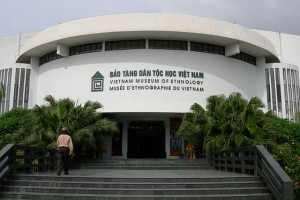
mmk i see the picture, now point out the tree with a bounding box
[177,103,210,155]
[179,92,291,157]
[204,93,251,151]
[23,95,118,154]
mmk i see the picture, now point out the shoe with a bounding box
[64,173,69,175]
[57,173,61,175]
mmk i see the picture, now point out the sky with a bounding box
[1,0,300,36]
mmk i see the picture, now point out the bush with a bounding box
[284,157,300,198]
[0,108,32,148]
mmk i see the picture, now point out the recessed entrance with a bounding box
[127,121,166,158]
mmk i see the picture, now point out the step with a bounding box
[80,165,212,170]
[1,185,270,195]
[79,159,213,170]
[2,179,265,189]
[4,174,263,183]
[0,192,274,200]
[81,159,212,165]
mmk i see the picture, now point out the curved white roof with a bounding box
[17,13,279,63]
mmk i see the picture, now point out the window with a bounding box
[24,69,31,108]
[230,52,256,66]
[190,42,225,55]
[149,40,187,50]
[69,42,102,56]
[270,68,277,111]
[0,68,12,113]
[281,68,300,121]
[265,69,271,110]
[18,68,25,107]
[13,68,19,108]
[13,68,31,109]
[105,40,145,51]
[275,68,282,112]
[39,51,63,66]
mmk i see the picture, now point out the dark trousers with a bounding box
[57,147,70,174]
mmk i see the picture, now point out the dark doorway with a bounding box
[127,121,166,158]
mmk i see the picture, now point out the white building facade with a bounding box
[1,13,300,159]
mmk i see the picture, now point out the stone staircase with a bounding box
[0,159,274,199]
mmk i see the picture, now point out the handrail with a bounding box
[0,144,57,179]
[208,145,293,200]
[0,144,15,179]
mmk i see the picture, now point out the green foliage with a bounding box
[177,103,210,155]
[265,116,300,197]
[0,108,30,134]
[264,116,300,162]
[177,103,208,143]
[0,95,118,155]
[202,93,287,153]
[178,92,292,156]
[0,134,13,149]
[26,95,118,153]
[0,108,32,148]
[284,158,300,198]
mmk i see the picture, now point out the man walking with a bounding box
[56,127,73,175]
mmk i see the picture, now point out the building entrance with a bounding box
[127,121,166,158]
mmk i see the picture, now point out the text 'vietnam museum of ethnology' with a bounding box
[1,13,300,159]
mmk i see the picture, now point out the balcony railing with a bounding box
[0,144,57,179]
[208,145,293,200]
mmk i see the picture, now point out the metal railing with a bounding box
[0,144,57,179]
[208,145,293,200]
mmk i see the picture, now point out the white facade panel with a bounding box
[255,30,300,66]
[37,49,265,114]
[0,35,19,64]
[0,32,38,65]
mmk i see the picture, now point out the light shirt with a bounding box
[57,134,73,154]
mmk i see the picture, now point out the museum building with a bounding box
[0,13,300,159]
